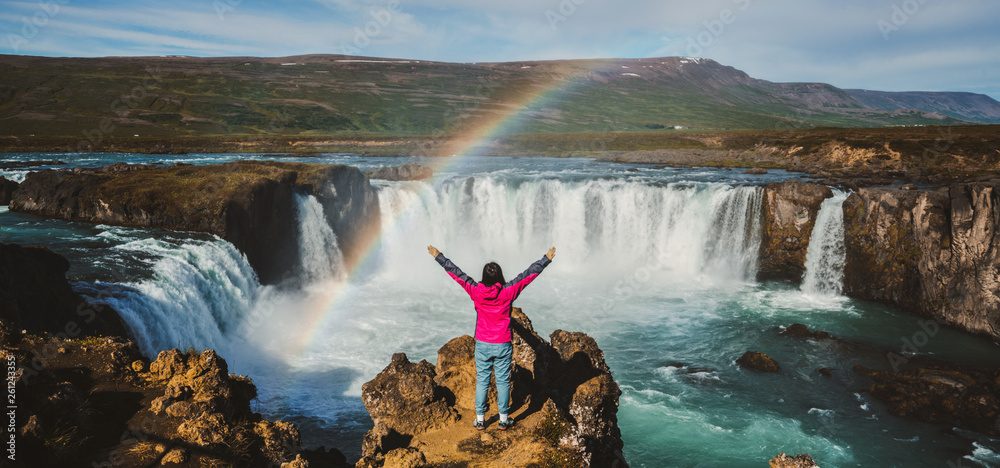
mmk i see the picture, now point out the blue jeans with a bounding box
[474,340,513,416]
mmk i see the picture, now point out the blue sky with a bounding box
[2,0,998,100]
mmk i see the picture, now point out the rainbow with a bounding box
[285,62,611,358]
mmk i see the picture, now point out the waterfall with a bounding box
[84,237,260,357]
[296,193,346,282]
[374,178,764,285]
[80,194,350,357]
[78,177,766,358]
[801,191,849,296]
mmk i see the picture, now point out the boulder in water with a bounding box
[854,362,1000,436]
[736,351,781,372]
[770,453,820,468]
[778,323,832,340]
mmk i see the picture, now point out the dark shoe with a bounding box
[498,419,513,431]
[473,419,486,430]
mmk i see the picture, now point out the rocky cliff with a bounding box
[0,176,17,204]
[843,184,1000,339]
[357,308,628,468]
[9,161,380,284]
[0,242,125,337]
[758,180,833,282]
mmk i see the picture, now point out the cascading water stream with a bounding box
[88,237,260,357]
[801,191,849,296]
[85,193,348,357]
[296,193,346,283]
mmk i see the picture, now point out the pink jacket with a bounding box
[435,253,551,343]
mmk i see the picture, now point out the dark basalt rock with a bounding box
[779,323,832,340]
[0,176,17,205]
[736,351,781,373]
[854,363,1000,436]
[0,243,125,337]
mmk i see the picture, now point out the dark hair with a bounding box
[481,262,505,287]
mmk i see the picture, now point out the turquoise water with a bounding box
[2,153,999,467]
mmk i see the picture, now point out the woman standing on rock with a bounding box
[427,245,556,430]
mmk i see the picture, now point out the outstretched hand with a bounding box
[546,247,556,260]
[427,245,440,258]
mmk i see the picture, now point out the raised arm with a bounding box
[503,247,555,300]
[428,245,476,295]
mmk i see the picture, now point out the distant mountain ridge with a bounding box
[0,53,993,138]
[845,89,1000,124]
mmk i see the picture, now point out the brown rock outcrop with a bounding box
[758,180,833,282]
[736,351,781,372]
[4,332,347,467]
[357,308,628,468]
[770,453,820,468]
[361,352,459,437]
[9,161,380,284]
[3,310,354,466]
[0,242,125,337]
[843,184,1000,339]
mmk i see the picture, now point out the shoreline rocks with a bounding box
[2,331,344,467]
[736,351,781,373]
[9,161,381,284]
[770,453,820,468]
[854,360,1000,437]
